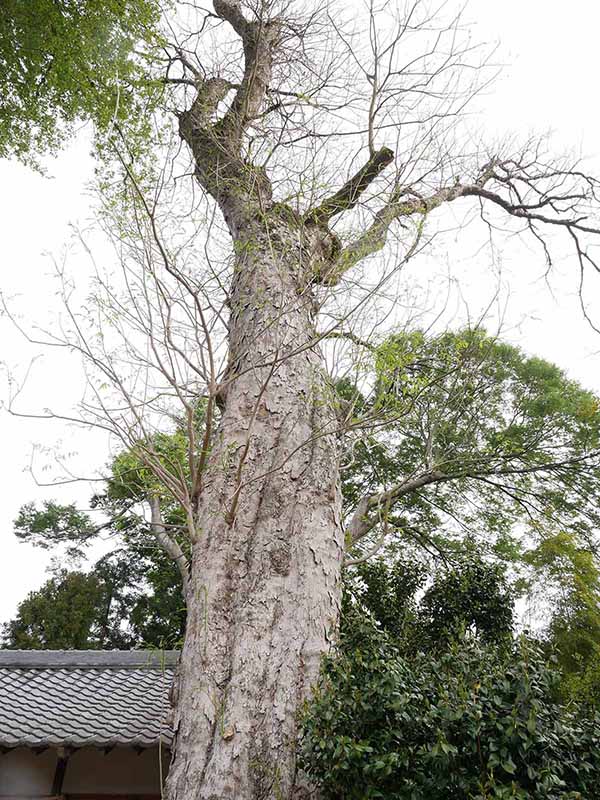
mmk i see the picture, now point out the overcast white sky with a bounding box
[2,1,600,623]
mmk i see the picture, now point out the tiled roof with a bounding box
[0,650,178,750]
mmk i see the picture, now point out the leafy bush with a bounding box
[300,623,600,799]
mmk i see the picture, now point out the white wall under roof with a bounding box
[0,745,170,796]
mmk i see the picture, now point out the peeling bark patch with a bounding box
[269,542,291,575]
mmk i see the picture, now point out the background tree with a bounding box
[1,549,185,650]
[343,553,514,650]
[2,425,195,650]
[343,329,600,561]
[4,1,600,797]
[3,570,112,650]
[525,532,600,705]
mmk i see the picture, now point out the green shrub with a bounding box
[300,624,600,799]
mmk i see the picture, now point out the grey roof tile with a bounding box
[0,650,178,749]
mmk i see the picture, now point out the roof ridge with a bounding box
[0,649,180,669]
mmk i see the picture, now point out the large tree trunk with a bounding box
[165,216,344,800]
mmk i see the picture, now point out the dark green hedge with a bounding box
[300,627,600,799]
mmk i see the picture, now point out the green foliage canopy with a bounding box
[0,0,162,162]
[343,554,514,652]
[2,547,185,650]
[343,328,600,568]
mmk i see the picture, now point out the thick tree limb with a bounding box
[149,495,190,601]
[334,160,600,279]
[177,1,279,220]
[346,452,600,546]
[213,0,279,148]
[186,77,234,127]
[305,146,395,224]
[214,0,248,37]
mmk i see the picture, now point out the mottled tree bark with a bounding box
[162,3,350,795]
[165,213,344,799]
